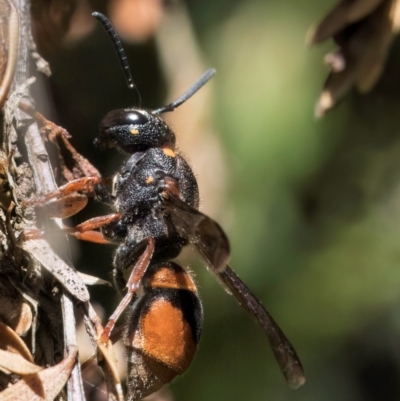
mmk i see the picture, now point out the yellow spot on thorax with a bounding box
[146,176,154,184]
[162,148,176,158]
[130,128,139,135]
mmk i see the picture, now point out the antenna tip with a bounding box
[92,11,107,20]
[207,68,217,77]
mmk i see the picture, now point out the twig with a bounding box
[8,1,87,400]
[0,1,89,400]
[62,294,85,400]
[0,0,19,108]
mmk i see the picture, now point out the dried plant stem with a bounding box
[4,1,86,400]
[0,1,123,400]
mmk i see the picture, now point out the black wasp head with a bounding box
[95,108,176,154]
[92,12,215,154]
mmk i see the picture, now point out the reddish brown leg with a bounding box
[72,213,122,232]
[109,326,124,344]
[63,213,122,244]
[23,177,103,207]
[19,100,101,180]
[69,231,111,244]
[58,135,100,179]
[42,194,89,219]
[100,237,155,342]
[22,213,121,244]
[21,177,103,220]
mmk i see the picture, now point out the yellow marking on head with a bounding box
[163,148,176,158]
[130,128,139,135]
[146,176,154,184]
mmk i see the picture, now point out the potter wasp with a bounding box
[27,12,305,399]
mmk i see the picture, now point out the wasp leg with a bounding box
[20,101,101,178]
[42,194,89,219]
[69,230,111,244]
[101,237,155,342]
[24,176,103,206]
[63,213,122,244]
[22,177,103,219]
[23,225,110,245]
[57,131,101,179]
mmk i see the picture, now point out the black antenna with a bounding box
[92,12,141,104]
[153,69,216,114]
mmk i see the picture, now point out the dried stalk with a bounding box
[0,1,122,400]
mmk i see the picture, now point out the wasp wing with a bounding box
[219,266,305,388]
[163,195,230,272]
[163,195,305,388]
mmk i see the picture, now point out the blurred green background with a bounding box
[41,0,400,400]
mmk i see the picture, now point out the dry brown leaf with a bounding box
[0,278,33,337]
[0,322,33,363]
[0,349,43,375]
[0,346,78,401]
[355,0,394,91]
[315,61,357,117]
[308,0,385,44]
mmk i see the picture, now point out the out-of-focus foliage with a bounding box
[45,0,400,400]
[308,0,400,117]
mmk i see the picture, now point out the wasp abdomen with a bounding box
[124,262,202,400]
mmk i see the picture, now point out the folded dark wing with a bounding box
[163,195,305,388]
[163,195,230,272]
[219,266,305,389]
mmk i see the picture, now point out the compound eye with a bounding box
[123,110,149,126]
[100,109,149,130]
